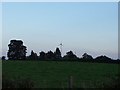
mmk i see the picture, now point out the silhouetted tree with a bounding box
[63,51,77,60]
[54,47,61,59]
[39,51,46,60]
[29,50,38,60]
[2,56,6,60]
[95,55,111,62]
[82,53,93,60]
[7,40,27,60]
[46,50,54,59]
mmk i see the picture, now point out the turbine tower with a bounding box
[59,43,63,56]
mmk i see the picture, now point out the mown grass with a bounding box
[0,60,2,89]
[2,60,120,88]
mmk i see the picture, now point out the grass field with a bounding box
[2,60,120,88]
[0,60,2,89]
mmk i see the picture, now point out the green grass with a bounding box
[0,60,2,89]
[2,60,120,88]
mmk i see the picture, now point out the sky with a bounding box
[2,2,118,59]
[1,0,119,2]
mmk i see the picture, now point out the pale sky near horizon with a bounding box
[2,2,118,59]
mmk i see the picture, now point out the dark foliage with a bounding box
[6,39,120,64]
[82,53,93,60]
[63,51,78,60]
[95,55,112,61]
[46,50,54,60]
[27,50,38,60]
[7,40,27,60]
[39,51,46,60]
[54,47,62,59]
[94,55,115,63]
[2,56,6,60]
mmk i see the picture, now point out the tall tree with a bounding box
[63,51,77,59]
[46,50,54,59]
[7,40,27,60]
[29,50,38,60]
[82,53,93,60]
[1,56,6,60]
[54,47,61,59]
[39,51,46,60]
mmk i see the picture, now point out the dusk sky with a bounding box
[2,2,118,59]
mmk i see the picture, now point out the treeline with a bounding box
[27,51,120,64]
[1,40,120,64]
